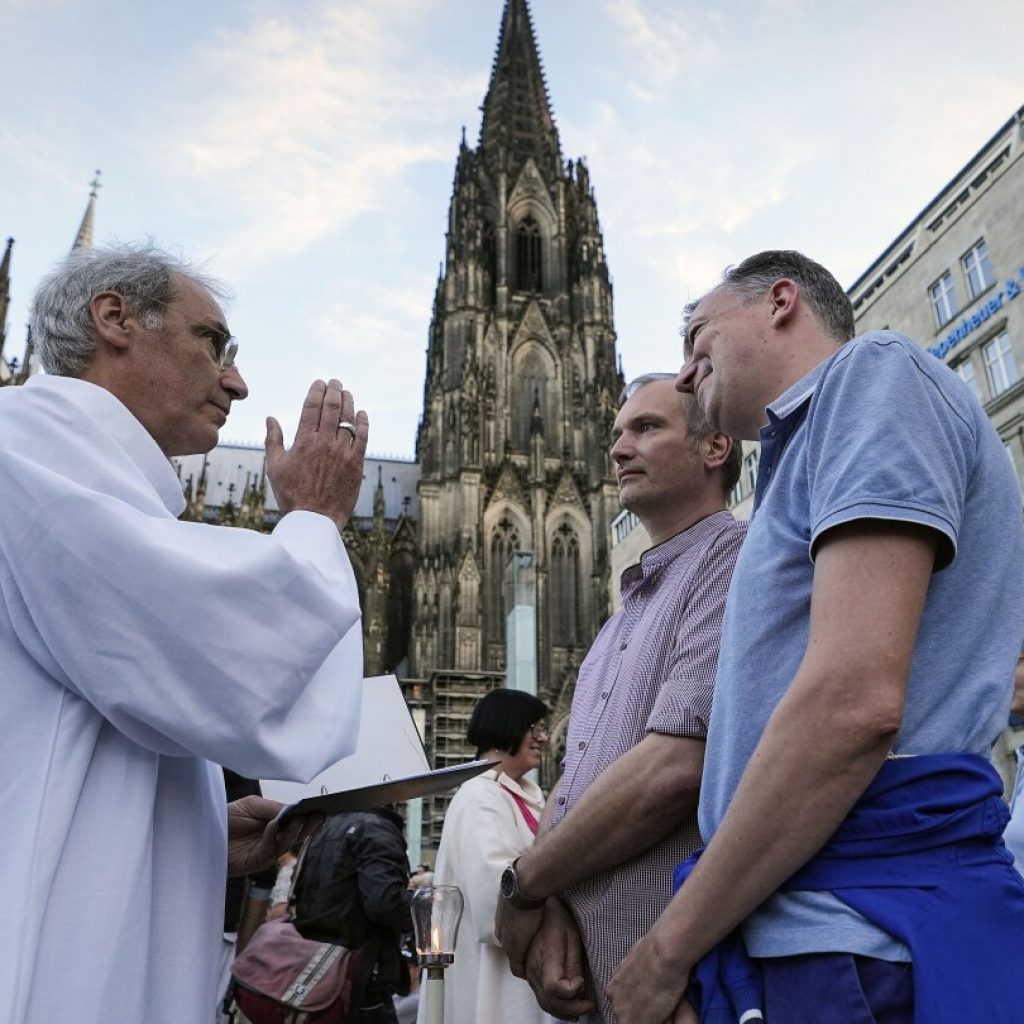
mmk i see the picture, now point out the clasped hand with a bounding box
[497,897,594,1019]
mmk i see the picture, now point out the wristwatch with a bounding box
[499,858,545,910]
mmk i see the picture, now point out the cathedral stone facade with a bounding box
[406,0,623,844]
[173,446,420,682]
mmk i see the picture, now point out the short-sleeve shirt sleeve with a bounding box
[805,334,976,570]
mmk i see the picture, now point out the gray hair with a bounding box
[620,372,743,498]
[682,250,855,345]
[30,241,228,377]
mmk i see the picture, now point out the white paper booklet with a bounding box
[260,674,429,805]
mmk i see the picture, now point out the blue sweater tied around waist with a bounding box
[674,753,1024,1023]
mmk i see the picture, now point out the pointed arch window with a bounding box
[438,576,453,666]
[488,516,520,646]
[550,522,583,646]
[516,216,542,293]
[514,345,551,451]
[385,548,415,672]
[482,223,497,305]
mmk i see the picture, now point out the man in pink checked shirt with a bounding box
[495,373,745,1023]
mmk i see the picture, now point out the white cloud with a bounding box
[155,0,482,277]
[601,0,697,81]
[306,278,432,364]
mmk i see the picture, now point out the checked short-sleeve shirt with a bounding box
[549,509,745,1023]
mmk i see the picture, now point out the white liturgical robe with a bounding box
[0,376,364,1023]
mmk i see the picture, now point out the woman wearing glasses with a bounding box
[419,688,552,1024]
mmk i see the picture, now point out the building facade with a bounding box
[173,446,420,680]
[850,105,1024,491]
[406,0,623,845]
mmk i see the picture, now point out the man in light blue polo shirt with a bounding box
[606,250,1024,1024]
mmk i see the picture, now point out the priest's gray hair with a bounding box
[30,242,228,377]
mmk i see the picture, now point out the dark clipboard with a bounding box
[277,760,496,824]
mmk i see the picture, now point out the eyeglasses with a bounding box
[140,295,239,371]
[529,722,549,741]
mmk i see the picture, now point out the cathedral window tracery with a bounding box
[482,223,497,304]
[487,515,520,647]
[515,215,542,293]
[550,521,583,645]
[513,344,553,451]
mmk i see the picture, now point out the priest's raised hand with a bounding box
[265,378,370,530]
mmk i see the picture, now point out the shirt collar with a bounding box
[620,509,735,597]
[488,769,543,804]
[23,375,187,516]
[764,355,833,428]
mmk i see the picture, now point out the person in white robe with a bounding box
[0,242,370,1024]
[418,689,553,1024]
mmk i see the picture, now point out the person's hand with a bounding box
[495,894,545,978]
[523,898,594,1020]
[673,1001,700,1023]
[226,796,324,877]
[266,902,291,922]
[606,929,692,1024]
[266,379,369,530]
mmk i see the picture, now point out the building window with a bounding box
[487,517,520,645]
[515,216,542,293]
[929,272,958,328]
[961,239,994,300]
[550,523,583,646]
[955,357,981,400]
[983,332,1019,397]
[482,223,497,305]
[743,450,759,494]
[612,509,639,546]
[514,345,551,450]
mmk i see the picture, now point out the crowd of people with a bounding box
[3,241,1024,1024]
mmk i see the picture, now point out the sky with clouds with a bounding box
[1,0,1021,457]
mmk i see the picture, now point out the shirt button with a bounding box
[601,691,609,699]
[578,741,586,750]
[619,640,628,651]
[558,796,566,806]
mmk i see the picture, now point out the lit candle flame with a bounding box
[431,926,442,953]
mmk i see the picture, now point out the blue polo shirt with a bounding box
[699,330,1024,960]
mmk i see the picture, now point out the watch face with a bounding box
[500,865,516,899]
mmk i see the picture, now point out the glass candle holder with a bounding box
[411,885,464,967]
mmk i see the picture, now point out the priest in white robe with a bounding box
[0,242,370,1023]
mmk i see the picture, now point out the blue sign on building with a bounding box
[929,268,1024,360]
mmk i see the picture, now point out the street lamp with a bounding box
[410,885,464,1024]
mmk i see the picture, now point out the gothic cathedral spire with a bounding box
[479,0,560,181]
[410,0,623,765]
[71,171,101,252]
[0,237,12,363]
